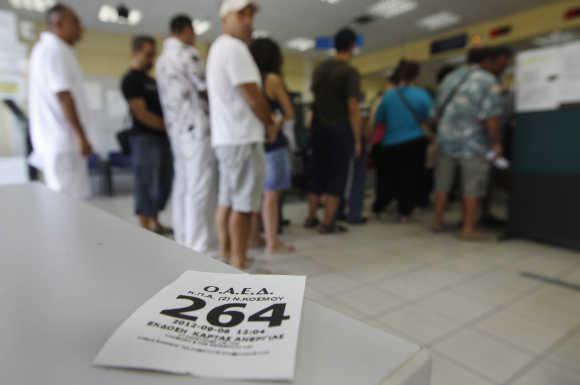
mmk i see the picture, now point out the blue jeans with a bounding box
[130,134,173,217]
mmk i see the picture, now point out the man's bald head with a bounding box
[46,3,83,46]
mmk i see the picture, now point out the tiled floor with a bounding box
[91,194,580,385]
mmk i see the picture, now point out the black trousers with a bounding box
[378,138,426,216]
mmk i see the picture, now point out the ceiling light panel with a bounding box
[193,19,211,35]
[253,30,270,38]
[417,11,460,30]
[367,0,418,19]
[98,5,142,26]
[321,0,342,4]
[10,0,55,12]
[286,38,315,52]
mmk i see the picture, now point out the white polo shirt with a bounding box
[207,34,263,147]
[28,32,91,169]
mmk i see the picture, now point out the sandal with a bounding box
[303,217,320,229]
[318,223,348,235]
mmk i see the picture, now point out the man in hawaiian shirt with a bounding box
[432,46,512,241]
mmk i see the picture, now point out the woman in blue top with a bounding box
[374,60,433,222]
[249,38,295,254]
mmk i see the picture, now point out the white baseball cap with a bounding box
[219,0,259,18]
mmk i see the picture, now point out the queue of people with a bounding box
[27,0,516,273]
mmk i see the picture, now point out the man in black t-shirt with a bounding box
[304,28,363,234]
[121,35,173,234]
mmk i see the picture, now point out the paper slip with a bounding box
[95,271,306,381]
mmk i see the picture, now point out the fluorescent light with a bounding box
[193,19,211,35]
[98,5,142,26]
[98,5,118,23]
[253,30,270,38]
[321,0,342,4]
[10,0,55,12]
[417,11,460,30]
[127,10,142,26]
[368,0,417,19]
[286,38,315,52]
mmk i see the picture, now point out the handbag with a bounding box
[397,87,438,168]
[371,123,386,146]
[396,88,433,138]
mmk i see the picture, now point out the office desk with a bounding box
[0,184,430,385]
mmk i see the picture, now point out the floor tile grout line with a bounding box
[428,279,549,347]
[368,264,509,320]
[323,252,578,384]
[430,351,504,385]
[503,322,580,385]
[310,257,514,333]
[424,280,569,384]
[433,350,503,385]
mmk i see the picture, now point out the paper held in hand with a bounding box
[95,271,306,381]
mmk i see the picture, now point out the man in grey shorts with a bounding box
[432,47,508,240]
[207,0,274,269]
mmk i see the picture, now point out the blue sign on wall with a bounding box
[315,35,365,50]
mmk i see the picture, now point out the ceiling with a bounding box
[3,0,556,55]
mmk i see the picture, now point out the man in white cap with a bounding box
[207,0,274,269]
[156,14,218,252]
[28,4,94,199]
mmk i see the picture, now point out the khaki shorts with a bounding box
[435,153,491,198]
[215,143,265,213]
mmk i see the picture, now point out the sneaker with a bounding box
[303,217,320,229]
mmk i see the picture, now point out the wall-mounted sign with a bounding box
[490,25,512,38]
[315,35,365,50]
[564,7,580,20]
[430,33,468,55]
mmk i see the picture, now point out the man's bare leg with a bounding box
[138,216,150,230]
[432,191,448,231]
[216,206,231,259]
[229,211,251,269]
[322,194,340,226]
[248,212,266,248]
[263,191,294,254]
[307,193,320,220]
[462,197,480,236]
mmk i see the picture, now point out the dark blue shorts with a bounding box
[310,123,353,197]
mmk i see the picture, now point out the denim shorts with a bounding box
[264,147,291,192]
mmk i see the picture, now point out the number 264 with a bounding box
[160,296,290,328]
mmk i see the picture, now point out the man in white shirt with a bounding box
[28,4,93,199]
[207,0,274,269]
[156,14,218,253]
